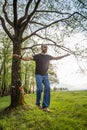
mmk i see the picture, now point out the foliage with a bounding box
[0,34,12,96]
[48,63,59,84]
[0,90,87,130]
[21,60,36,93]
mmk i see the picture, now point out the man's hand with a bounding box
[13,54,33,61]
[65,53,70,57]
[13,54,21,59]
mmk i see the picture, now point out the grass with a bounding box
[0,90,87,130]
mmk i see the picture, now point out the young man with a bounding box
[14,44,70,112]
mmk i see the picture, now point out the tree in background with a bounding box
[0,0,87,109]
[21,61,36,93]
[0,34,12,97]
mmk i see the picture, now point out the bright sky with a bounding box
[50,33,87,90]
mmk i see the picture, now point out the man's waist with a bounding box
[35,72,48,76]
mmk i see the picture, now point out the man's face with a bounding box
[41,45,48,53]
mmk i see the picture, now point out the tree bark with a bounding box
[10,40,25,108]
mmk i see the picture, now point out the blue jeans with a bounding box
[35,74,50,108]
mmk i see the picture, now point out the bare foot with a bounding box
[43,108,51,112]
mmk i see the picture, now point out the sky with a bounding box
[49,33,87,90]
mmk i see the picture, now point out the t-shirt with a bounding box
[33,54,53,75]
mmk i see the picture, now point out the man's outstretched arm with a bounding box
[52,53,70,60]
[13,54,34,61]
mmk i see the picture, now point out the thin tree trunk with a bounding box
[1,57,6,97]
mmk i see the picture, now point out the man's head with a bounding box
[41,44,48,54]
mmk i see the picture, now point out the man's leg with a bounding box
[35,75,43,106]
[42,75,50,109]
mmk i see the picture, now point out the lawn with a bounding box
[0,91,87,130]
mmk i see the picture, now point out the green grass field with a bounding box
[0,91,87,130]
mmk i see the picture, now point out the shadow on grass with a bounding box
[0,104,33,118]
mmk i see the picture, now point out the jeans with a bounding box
[35,74,50,108]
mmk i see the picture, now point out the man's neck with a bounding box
[41,52,46,55]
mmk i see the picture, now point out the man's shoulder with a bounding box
[46,54,53,58]
[33,53,41,57]
[33,53,41,60]
[46,54,51,56]
[47,54,53,60]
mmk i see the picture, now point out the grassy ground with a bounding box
[0,91,87,130]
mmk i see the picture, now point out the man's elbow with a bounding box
[52,57,59,60]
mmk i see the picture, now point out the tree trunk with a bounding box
[1,82,6,97]
[10,41,25,108]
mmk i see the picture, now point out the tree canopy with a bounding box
[0,0,87,45]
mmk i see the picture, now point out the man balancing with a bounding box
[14,44,70,112]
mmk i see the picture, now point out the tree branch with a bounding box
[22,33,74,54]
[3,0,13,27]
[28,0,41,20]
[73,53,85,73]
[18,0,33,25]
[29,20,45,26]
[0,16,13,41]
[75,11,87,19]
[21,12,76,42]
[20,0,41,33]
[36,10,87,18]
[25,0,33,16]
[77,0,85,7]
[22,34,84,73]
[36,10,87,19]
[36,10,71,15]
[22,11,87,42]
[13,0,18,32]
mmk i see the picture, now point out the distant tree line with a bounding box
[53,87,68,92]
